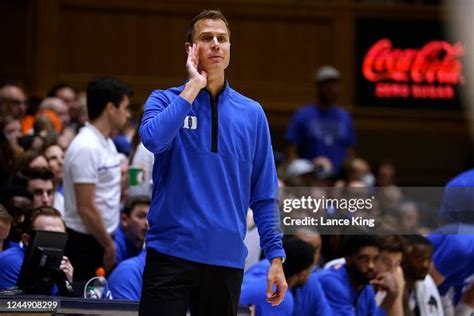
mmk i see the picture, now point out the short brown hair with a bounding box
[122,196,151,216]
[23,206,63,235]
[378,235,406,253]
[186,9,230,43]
[0,204,13,224]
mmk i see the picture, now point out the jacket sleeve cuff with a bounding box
[176,95,192,108]
[266,249,286,263]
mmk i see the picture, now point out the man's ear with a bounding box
[121,212,129,228]
[105,102,116,114]
[21,233,30,247]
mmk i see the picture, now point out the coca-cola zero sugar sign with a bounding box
[356,19,465,109]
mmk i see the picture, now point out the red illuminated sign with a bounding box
[362,38,464,100]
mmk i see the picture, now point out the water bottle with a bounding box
[83,267,113,299]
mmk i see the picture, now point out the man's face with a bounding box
[317,80,340,105]
[0,86,28,118]
[56,87,79,119]
[45,145,64,182]
[32,215,65,233]
[403,244,433,281]
[192,19,230,74]
[22,215,65,247]
[50,98,70,126]
[122,203,149,246]
[3,119,22,143]
[376,251,403,274]
[110,95,131,130]
[347,246,379,284]
[28,179,54,209]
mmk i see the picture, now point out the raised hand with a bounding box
[186,43,207,89]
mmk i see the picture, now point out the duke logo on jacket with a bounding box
[183,116,198,130]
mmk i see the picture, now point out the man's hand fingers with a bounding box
[274,279,287,305]
[266,277,274,299]
[194,43,200,62]
[265,279,287,306]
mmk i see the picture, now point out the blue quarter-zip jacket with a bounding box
[139,82,285,269]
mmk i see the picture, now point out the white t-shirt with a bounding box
[410,275,444,316]
[53,191,64,217]
[63,123,121,234]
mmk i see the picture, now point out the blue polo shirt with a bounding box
[0,246,24,289]
[108,250,146,300]
[318,265,379,316]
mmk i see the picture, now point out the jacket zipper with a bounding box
[211,96,219,152]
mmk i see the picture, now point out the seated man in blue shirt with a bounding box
[0,206,73,290]
[115,196,149,264]
[240,236,330,315]
[319,234,398,316]
[108,250,145,300]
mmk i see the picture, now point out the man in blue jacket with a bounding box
[114,196,149,265]
[139,9,286,316]
[318,235,397,315]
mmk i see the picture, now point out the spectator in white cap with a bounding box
[285,159,317,186]
[285,65,356,176]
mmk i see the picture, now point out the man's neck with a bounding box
[347,268,365,291]
[316,101,332,111]
[206,72,225,99]
[351,279,365,291]
[124,229,143,249]
[91,118,112,139]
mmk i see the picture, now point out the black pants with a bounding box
[139,249,244,316]
[65,228,104,282]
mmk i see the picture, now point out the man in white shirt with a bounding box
[63,77,132,281]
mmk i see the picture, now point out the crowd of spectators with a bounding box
[0,65,473,315]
